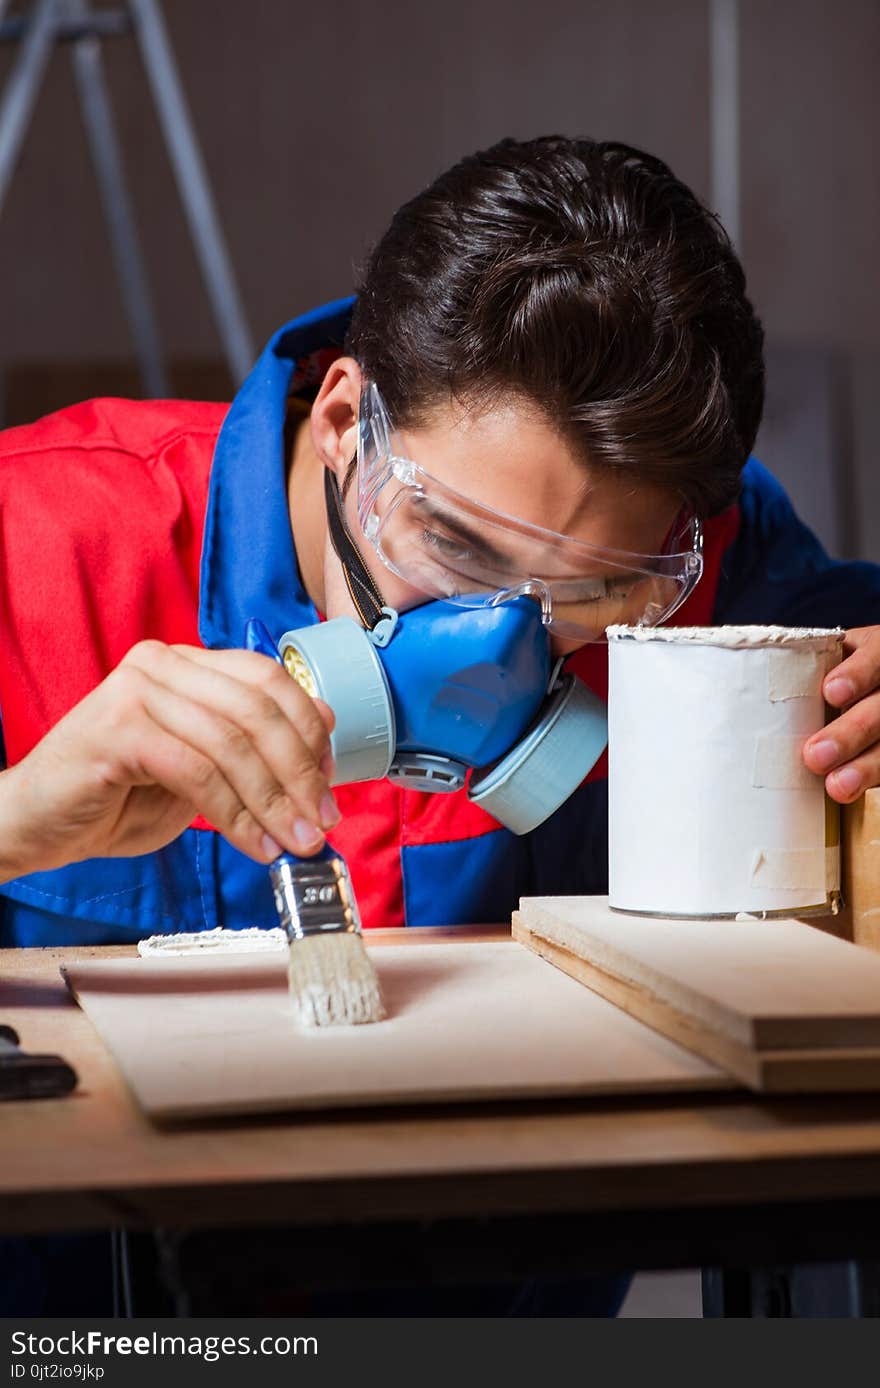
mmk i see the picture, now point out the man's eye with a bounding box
[604,576,641,600]
[551,574,642,604]
[421,528,472,560]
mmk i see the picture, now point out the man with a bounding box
[2,135,878,1313]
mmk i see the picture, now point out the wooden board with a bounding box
[513,897,880,1093]
[844,787,880,952]
[61,940,732,1122]
[780,788,880,947]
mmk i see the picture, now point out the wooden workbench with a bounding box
[5,926,880,1276]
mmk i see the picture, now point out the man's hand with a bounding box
[0,641,339,883]
[804,627,880,803]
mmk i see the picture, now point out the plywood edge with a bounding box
[512,913,751,1090]
[148,1069,730,1123]
[515,899,760,1050]
[756,1047,880,1093]
[59,964,82,1006]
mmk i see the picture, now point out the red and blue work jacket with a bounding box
[2,296,880,947]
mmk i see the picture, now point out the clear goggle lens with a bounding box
[356,383,703,643]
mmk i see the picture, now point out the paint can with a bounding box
[606,624,845,918]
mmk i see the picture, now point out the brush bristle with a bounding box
[288,932,386,1027]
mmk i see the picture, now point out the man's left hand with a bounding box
[803,627,880,802]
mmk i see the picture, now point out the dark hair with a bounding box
[347,135,764,516]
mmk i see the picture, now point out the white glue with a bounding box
[606,624,845,918]
[137,926,287,957]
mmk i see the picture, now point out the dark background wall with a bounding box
[0,0,877,559]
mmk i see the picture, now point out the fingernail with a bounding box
[260,832,283,860]
[320,750,336,781]
[831,765,863,797]
[291,818,324,852]
[825,677,855,705]
[319,791,341,830]
[805,738,840,772]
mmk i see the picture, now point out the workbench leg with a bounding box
[701,1268,755,1316]
[702,1263,877,1316]
[854,1263,880,1316]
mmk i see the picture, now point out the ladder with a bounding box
[0,0,255,395]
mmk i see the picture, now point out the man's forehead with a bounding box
[394,399,676,551]
[400,391,572,457]
[396,398,595,521]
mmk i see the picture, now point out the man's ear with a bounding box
[309,357,363,482]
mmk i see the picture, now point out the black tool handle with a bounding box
[0,1025,78,1100]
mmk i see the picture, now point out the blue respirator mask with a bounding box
[249,384,702,833]
[254,595,605,836]
[247,487,606,836]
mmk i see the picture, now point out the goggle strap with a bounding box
[323,465,387,631]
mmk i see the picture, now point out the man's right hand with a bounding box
[0,641,339,883]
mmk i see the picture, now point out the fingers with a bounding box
[168,645,337,778]
[822,627,880,709]
[162,643,334,751]
[802,628,880,802]
[109,643,338,857]
[119,709,287,863]
[804,706,880,803]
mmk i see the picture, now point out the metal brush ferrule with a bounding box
[269,849,362,942]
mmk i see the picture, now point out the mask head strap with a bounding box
[323,464,387,631]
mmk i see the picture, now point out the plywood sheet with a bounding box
[516,897,880,1050]
[514,919,880,1093]
[514,897,880,1093]
[61,941,732,1122]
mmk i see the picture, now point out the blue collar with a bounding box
[198,295,356,650]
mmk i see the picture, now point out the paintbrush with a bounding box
[244,618,385,1026]
[270,844,386,1027]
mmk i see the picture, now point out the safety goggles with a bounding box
[356,381,704,643]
